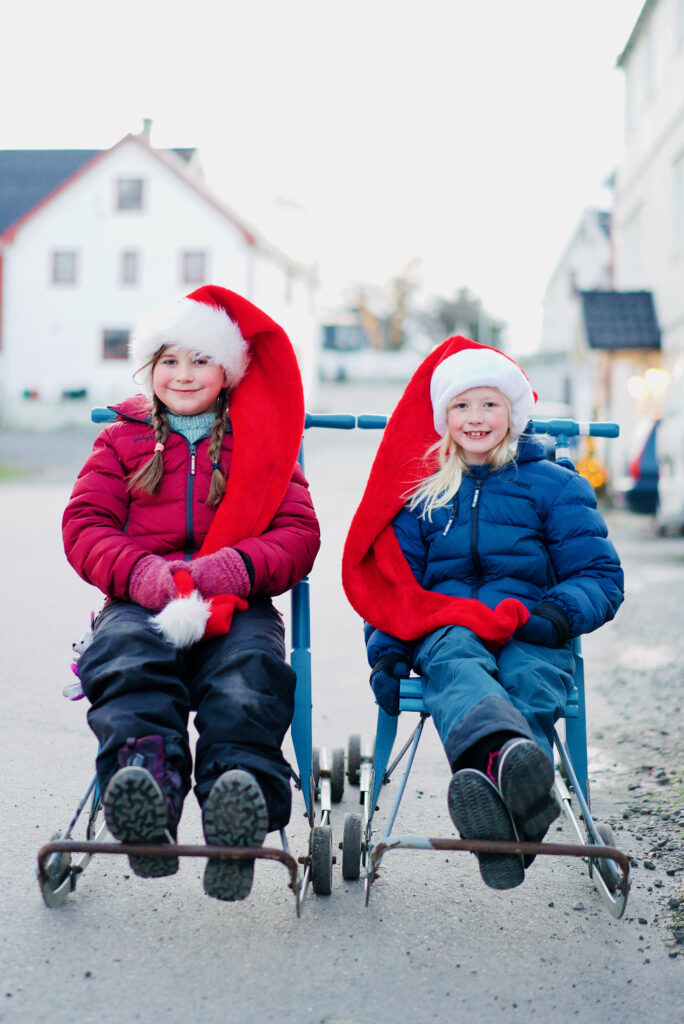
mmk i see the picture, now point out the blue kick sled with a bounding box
[37,411,356,915]
[335,416,631,919]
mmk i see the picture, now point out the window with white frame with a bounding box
[181,251,206,285]
[120,251,139,286]
[674,153,684,254]
[103,329,130,360]
[51,251,77,284]
[116,178,144,210]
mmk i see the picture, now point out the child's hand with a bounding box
[515,603,570,648]
[188,548,251,599]
[128,555,183,612]
[370,654,411,716]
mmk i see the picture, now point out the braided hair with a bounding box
[205,389,229,507]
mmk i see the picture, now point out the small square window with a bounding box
[52,251,77,284]
[103,329,130,360]
[182,251,206,285]
[121,251,139,285]
[117,178,144,210]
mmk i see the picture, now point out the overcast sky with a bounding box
[3,0,646,353]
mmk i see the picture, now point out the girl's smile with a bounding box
[446,386,510,463]
[152,345,227,415]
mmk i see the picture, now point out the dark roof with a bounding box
[580,290,660,350]
[171,149,196,164]
[596,210,611,239]
[0,150,100,234]
[0,144,198,236]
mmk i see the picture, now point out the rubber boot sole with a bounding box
[202,770,269,902]
[497,738,561,839]
[103,766,178,878]
[448,769,524,890]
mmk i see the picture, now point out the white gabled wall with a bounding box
[614,0,684,354]
[541,210,613,359]
[1,136,317,428]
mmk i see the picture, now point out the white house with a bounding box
[537,208,613,421]
[613,0,684,369]
[613,0,684,524]
[0,124,317,428]
[541,208,613,359]
[539,201,661,480]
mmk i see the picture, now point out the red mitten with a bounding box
[128,556,185,612]
[188,548,251,599]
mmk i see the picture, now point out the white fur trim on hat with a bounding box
[130,296,249,395]
[430,348,535,439]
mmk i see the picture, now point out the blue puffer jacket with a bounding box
[366,433,624,666]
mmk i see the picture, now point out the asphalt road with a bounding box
[0,381,682,1024]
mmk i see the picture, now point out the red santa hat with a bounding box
[130,291,250,395]
[132,285,305,647]
[342,336,536,648]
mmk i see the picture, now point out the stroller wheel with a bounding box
[331,748,345,803]
[341,813,362,881]
[310,825,333,895]
[347,734,362,786]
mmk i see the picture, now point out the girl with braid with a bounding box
[63,287,320,901]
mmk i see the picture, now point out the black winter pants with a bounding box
[78,598,296,831]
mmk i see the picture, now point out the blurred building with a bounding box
[538,1,684,488]
[0,122,317,428]
[611,0,684,512]
[537,208,613,424]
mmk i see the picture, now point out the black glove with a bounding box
[370,653,411,717]
[516,602,571,648]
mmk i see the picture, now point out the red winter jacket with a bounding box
[62,396,320,600]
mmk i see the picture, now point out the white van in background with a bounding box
[655,357,684,533]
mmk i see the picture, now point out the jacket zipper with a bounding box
[185,442,197,556]
[442,502,457,536]
[470,481,483,589]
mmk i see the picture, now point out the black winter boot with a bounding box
[201,770,269,901]
[103,735,184,878]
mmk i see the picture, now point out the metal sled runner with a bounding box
[336,416,631,919]
[37,411,357,914]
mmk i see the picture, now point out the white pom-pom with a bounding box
[152,591,211,648]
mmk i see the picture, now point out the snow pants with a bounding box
[414,624,575,769]
[78,597,296,831]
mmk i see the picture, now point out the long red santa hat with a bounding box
[342,335,537,648]
[129,285,305,647]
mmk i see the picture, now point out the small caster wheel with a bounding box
[341,813,362,881]
[39,833,73,908]
[590,823,620,893]
[347,734,362,786]
[44,833,71,889]
[310,825,333,895]
[312,747,321,802]
[331,747,345,803]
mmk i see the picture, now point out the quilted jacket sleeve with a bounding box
[62,428,148,599]
[363,621,413,669]
[541,471,624,636]
[234,463,321,596]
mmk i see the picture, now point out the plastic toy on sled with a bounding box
[337,416,631,919]
[37,411,357,915]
